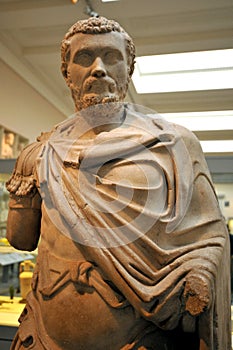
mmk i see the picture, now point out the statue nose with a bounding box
[91,57,107,78]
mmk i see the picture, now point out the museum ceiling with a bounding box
[0,0,232,159]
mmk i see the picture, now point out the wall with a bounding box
[0,59,66,143]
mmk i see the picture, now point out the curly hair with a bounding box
[61,16,135,81]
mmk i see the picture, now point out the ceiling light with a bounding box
[161,110,233,131]
[101,0,119,2]
[132,49,233,93]
[160,110,233,153]
[200,140,233,154]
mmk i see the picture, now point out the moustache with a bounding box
[83,77,116,94]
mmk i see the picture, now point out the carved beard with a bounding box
[68,78,129,112]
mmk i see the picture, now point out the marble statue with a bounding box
[6,16,231,349]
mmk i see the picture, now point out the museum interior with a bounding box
[0,0,232,348]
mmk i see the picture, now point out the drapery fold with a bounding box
[36,104,230,348]
[4,103,228,349]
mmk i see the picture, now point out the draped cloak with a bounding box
[7,104,231,349]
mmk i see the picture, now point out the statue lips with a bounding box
[83,77,117,97]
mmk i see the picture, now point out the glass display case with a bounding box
[0,125,28,160]
[0,158,37,348]
[0,156,36,298]
[0,123,28,242]
[0,159,15,242]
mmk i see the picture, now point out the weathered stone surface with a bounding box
[6,16,231,350]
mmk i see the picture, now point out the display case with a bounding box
[0,158,36,349]
[0,123,28,241]
[0,296,25,349]
[0,125,28,160]
[0,157,36,297]
[0,159,15,242]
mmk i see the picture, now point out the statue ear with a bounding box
[61,64,68,80]
[61,43,71,81]
[61,66,72,88]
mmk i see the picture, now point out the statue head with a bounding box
[61,16,136,111]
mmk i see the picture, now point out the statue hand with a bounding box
[184,272,211,316]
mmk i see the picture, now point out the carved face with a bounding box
[66,31,129,111]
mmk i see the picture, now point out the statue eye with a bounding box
[104,50,123,64]
[73,51,93,67]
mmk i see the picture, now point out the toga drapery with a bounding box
[7,103,231,349]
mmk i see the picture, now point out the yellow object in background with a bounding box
[228,218,233,234]
[0,296,25,327]
[19,260,35,301]
[0,237,10,246]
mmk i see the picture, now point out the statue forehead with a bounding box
[69,31,127,54]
